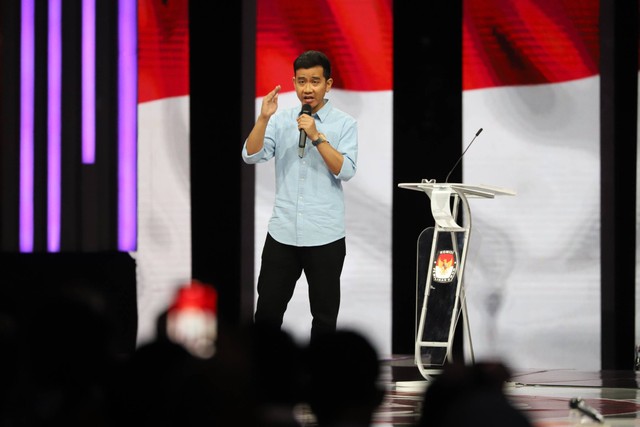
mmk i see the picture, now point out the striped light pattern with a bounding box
[19,0,35,252]
[82,0,96,164]
[47,0,62,252]
[18,0,138,252]
[118,0,138,251]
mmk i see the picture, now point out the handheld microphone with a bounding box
[444,128,483,183]
[298,104,312,158]
[569,397,604,423]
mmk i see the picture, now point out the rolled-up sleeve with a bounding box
[334,117,358,181]
[242,122,277,164]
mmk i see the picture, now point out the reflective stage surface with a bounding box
[367,356,640,427]
[290,355,640,426]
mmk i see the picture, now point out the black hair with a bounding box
[293,50,331,80]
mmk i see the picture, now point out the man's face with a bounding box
[293,65,333,113]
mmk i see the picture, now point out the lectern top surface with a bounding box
[397,181,516,198]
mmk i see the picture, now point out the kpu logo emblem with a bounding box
[432,250,457,283]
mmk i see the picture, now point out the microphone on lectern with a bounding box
[444,128,483,184]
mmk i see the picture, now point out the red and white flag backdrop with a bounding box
[136,0,192,345]
[134,0,617,369]
[462,0,602,370]
[134,0,395,351]
[254,0,394,355]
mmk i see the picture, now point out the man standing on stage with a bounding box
[242,50,358,343]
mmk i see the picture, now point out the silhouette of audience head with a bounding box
[165,280,219,359]
[113,296,255,427]
[249,323,306,426]
[303,329,385,426]
[418,361,533,427]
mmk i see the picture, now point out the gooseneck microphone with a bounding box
[444,128,483,183]
[298,104,313,158]
[569,398,604,423]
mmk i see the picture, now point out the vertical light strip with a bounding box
[118,0,137,250]
[19,0,35,252]
[82,0,96,163]
[47,0,62,252]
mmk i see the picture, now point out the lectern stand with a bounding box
[398,179,515,380]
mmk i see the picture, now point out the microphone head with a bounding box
[569,398,581,409]
[300,103,312,115]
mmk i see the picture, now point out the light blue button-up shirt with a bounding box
[242,100,358,247]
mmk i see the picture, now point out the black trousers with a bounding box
[254,233,346,342]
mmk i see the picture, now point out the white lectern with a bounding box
[398,179,515,380]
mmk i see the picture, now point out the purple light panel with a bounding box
[17,0,136,252]
[82,0,96,164]
[20,0,35,252]
[118,0,137,251]
[47,0,62,252]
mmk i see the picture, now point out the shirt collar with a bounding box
[314,98,332,121]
